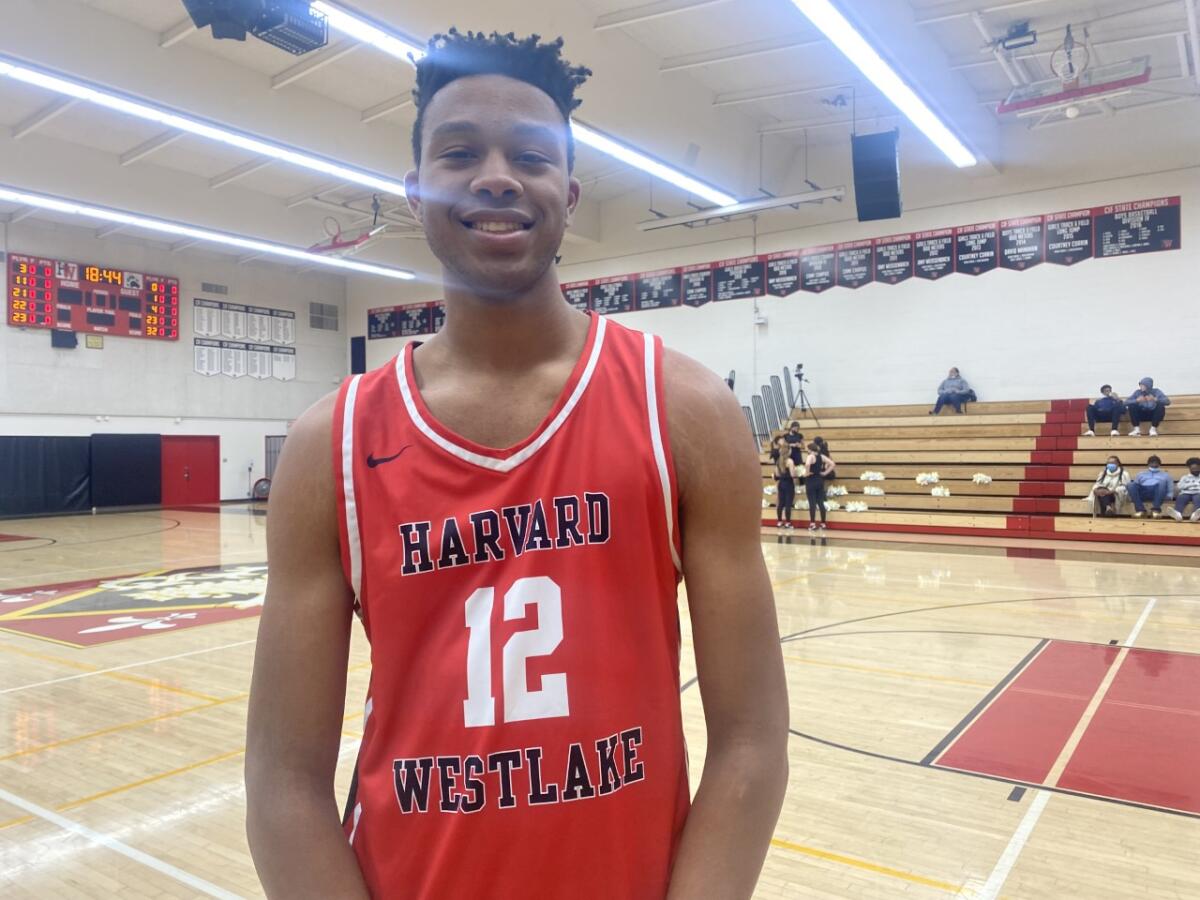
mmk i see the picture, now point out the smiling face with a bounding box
[405,74,580,301]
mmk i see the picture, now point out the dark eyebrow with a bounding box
[428,120,563,147]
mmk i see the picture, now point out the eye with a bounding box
[439,148,476,161]
[516,152,551,165]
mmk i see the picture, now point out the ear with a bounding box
[404,169,423,225]
[564,175,581,227]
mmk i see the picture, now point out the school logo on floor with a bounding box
[0,563,266,647]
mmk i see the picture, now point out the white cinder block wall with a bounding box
[1,220,347,500]
[349,167,1199,412]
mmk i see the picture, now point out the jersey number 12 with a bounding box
[463,576,568,728]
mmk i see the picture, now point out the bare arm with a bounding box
[662,350,790,899]
[245,392,370,899]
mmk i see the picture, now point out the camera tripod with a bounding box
[793,366,821,428]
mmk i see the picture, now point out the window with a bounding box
[309,301,339,331]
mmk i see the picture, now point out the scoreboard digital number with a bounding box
[7,254,180,340]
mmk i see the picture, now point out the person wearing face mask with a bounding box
[1126,455,1174,518]
[1083,385,1125,437]
[1086,455,1130,517]
[1166,457,1200,522]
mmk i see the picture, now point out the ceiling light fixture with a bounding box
[311,1,738,205]
[0,55,408,196]
[637,187,845,231]
[788,0,977,168]
[0,183,415,279]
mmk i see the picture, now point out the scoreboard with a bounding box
[7,254,180,340]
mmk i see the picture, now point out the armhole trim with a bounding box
[643,333,683,574]
[341,374,364,601]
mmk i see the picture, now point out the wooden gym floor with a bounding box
[0,505,1197,898]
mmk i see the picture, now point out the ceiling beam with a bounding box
[170,238,202,253]
[949,28,1187,71]
[661,35,824,72]
[159,17,198,48]
[95,223,125,239]
[11,97,78,140]
[272,41,360,90]
[758,113,901,135]
[285,180,350,208]
[594,0,730,31]
[210,158,275,189]
[915,0,1056,27]
[119,130,184,166]
[361,94,412,124]
[713,81,862,108]
[1187,0,1200,88]
[4,205,37,224]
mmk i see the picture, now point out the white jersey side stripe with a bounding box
[643,333,682,573]
[395,316,608,473]
[342,374,364,600]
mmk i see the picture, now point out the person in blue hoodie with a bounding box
[1083,384,1125,436]
[930,367,973,415]
[1127,377,1171,436]
[1126,455,1174,518]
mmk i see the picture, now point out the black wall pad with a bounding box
[0,436,91,517]
[90,434,162,509]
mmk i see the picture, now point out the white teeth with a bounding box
[470,221,524,233]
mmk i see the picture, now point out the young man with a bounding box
[1126,455,1174,518]
[1083,384,1124,437]
[245,31,789,900]
[1166,457,1200,522]
[1127,376,1170,436]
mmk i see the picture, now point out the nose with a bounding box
[470,150,522,201]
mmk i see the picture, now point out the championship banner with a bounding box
[368,196,1182,337]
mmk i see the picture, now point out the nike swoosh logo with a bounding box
[366,446,410,468]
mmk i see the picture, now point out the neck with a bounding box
[431,265,587,371]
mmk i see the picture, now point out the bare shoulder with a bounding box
[267,389,342,561]
[660,347,757,503]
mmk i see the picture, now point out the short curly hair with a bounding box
[411,29,591,171]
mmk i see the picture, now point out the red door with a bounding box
[161,435,220,506]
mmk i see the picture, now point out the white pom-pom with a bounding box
[863,485,885,496]
[931,485,951,497]
[826,500,841,511]
[845,501,869,513]
[860,470,886,481]
[915,471,941,485]
[827,485,848,497]
[972,473,993,485]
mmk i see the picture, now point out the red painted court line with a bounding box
[0,534,35,543]
[934,641,1118,783]
[1058,649,1200,815]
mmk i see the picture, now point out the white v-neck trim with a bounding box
[395,316,608,472]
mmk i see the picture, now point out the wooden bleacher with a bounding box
[761,395,1200,546]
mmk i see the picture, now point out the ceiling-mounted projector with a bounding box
[181,0,328,55]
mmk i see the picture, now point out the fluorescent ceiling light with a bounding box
[312,1,738,205]
[0,184,414,280]
[0,56,407,196]
[789,0,977,168]
[638,187,844,231]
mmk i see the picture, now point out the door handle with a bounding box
[184,466,190,481]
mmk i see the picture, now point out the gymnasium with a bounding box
[1,0,1198,897]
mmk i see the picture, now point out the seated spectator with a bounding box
[1084,385,1125,437]
[1127,377,1170,436]
[784,421,805,466]
[930,367,973,415]
[1126,455,1174,519]
[1166,457,1200,522]
[1085,455,1130,517]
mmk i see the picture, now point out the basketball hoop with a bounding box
[996,54,1151,118]
[307,194,389,257]
[1049,25,1090,89]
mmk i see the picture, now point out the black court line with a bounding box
[780,591,1200,643]
[919,637,1049,766]
[1008,786,1026,802]
[787,726,1200,821]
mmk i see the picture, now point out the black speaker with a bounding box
[50,329,78,349]
[350,336,366,375]
[851,129,902,222]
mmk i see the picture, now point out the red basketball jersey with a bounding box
[333,312,689,898]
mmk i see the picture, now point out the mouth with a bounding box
[460,215,534,234]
